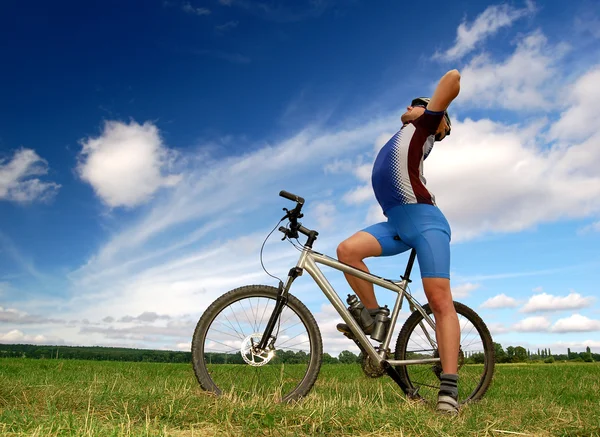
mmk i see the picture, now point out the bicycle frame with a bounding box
[273,246,441,369]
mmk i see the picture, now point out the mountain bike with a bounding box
[191,191,495,405]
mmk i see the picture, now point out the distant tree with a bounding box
[513,346,528,363]
[506,346,515,362]
[544,356,555,364]
[586,346,591,354]
[537,348,540,357]
[568,348,572,359]
[548,348,551,356]
[322,353,339,364]
[338,350,359,364]
[494,343,507,363]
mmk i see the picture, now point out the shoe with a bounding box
[436,394,459,415]
[336,322,373,339]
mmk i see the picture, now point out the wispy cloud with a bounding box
[434,1,536,61]
[458,30,567,111]
[0,232,46,281]
[215,20,239,33]
[0,148,60,203]
[0,306,65,324]
[182,2,211,16]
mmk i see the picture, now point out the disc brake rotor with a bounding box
[241,333,276,367]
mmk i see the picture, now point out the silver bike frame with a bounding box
[285,247,440,367]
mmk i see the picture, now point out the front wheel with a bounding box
[394,301,495,405]
[191,285,323,403]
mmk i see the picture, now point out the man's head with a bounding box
[401,97,452,141]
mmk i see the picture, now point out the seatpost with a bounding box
[403,249,417,281]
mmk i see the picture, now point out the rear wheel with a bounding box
[192,285,323,403]
[394,302,495,404]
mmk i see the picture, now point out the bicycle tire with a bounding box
[191,285,323,403]
[394,301,495,404]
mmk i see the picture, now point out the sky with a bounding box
[1,0,600,358]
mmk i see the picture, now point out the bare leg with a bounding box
[336,231,382,309]
[422,277,460,374]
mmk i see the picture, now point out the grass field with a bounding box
[0,359,599,436]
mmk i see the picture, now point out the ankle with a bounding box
[439,373,459,399]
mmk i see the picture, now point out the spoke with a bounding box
[237,300,254,333]
[277,320,303,337]
[205,338,241,353]
[461,321,476,342]
[258,299,271,330]
[276,331,305,348]
[207,327,245,341]
[230,303,247,339]
[222,314,245,339]
[463,338,483,349]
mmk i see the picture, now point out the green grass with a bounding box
[0,359,599,436]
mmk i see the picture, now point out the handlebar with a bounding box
[277,190,318,247]
[279,190,305,205]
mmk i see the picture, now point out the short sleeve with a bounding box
[413,109,444,136]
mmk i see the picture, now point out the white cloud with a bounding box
[0,305,65,324]
[182,2,210,15]
[549,66,600,143]
[0,329,64,345]
[452,282,480,298]
[77,120,181,208]
[435,2,535,61]
[0,148,60,203]
[488,323,510,335]
[458,30,567,111]
[480,293,519,309]
[551,314,600,333]
[521,292,594,313]
[176,342,191,350]
[532,286,543,293]
[513,316,551,332]
[426,114,600,241]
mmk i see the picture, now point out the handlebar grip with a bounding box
[279,190,305,205]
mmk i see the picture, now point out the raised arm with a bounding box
[427,69,461,112]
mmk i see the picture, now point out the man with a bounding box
[336,69,461,414]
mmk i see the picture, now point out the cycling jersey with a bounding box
[371,110,444,214]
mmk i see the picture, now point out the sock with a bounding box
[439,373,459,399]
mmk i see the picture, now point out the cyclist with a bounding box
[336,69,461,414]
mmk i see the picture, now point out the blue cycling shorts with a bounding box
[362,203,451,279]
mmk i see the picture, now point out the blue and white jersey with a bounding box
[371,110,444,214]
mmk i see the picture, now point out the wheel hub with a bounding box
[240,333,276,366]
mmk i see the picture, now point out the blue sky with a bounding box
[1,0,600,356]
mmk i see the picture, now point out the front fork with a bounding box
[256,267,303,350]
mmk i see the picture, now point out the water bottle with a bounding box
[346,294,375,333]
[370,305,390,342]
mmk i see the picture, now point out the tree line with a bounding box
[0,343,597,364]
